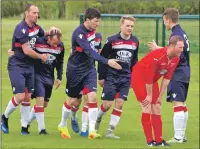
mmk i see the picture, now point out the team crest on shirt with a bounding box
[172,93,177,98]
[21,29,26,34]
[79,34,83,39]
[160,69,167,75]
[45,54,56,64]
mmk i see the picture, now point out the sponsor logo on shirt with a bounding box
[116,50,132,63]
[160,69,167,75]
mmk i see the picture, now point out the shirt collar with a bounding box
[172,24,180,32]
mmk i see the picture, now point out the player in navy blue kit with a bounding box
[95,16,139,139]
[1,4,60,135]
[1,4,48,135]
[58,8,121,139]
[148,8,190,143]
[28,31,64,135]
[76,32,102,136]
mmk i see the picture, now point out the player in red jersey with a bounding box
[131,35,184,147]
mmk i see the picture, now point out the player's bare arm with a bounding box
[147,40,163,50]
[22,42,48,62]
[156,78,170,104]
[8,49,14,57]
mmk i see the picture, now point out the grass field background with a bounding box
[1,19,199,149]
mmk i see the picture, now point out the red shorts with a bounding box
[131,69,159,104]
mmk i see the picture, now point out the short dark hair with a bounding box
[84,8,101,21]
[169,35,184,46]
[24,4,36,12]
[162,8,179,23]
[49,30,62,41]
[24,4,38,19]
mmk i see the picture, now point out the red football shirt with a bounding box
[132,48,180,84]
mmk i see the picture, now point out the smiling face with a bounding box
[121,19,134,36]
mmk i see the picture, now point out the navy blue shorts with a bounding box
[32,80,53,102]
[8,66,34,94]
[66,67,97,98]
[102,74,130,101]
[166,80,189,102]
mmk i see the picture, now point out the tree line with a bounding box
[1,0,199,19]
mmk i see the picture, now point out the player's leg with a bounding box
[20,89,31,135]
[131,72,155,146]
[1,67,26,134]
[95,75,117,133]
[151,82,170,146]
[58,75,83,139]
[20,69,34,134]
[106,77,129,139]
[28,92,37,125]
[58,97,78,139]
[80,93,89,136]
[71,98,81,133]
[84,68,101,139]
[166,81,188,143]
[31,80,46,134]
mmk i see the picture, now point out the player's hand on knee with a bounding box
[98,79,104,87]
[147,40,157,50]
[8,49,14,57]
[155,96,162,105]
[142,95,152,107]
[39,53,48,62]
[108,59,122,70]
[54,79,61,90]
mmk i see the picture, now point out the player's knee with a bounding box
[24,93,31,102]
[36,97,45,106]
[74,99,81,107]
[141,104,151,113]
[173,101,184,107]
[15,93,26,102]
[151,104,161,115]
[115,99,124,110]
[67,97,76,106]
[102,101,113,110]
[87,92,97,102]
